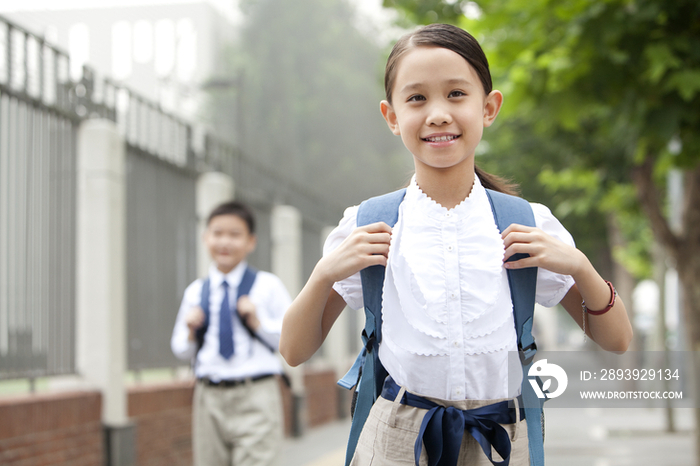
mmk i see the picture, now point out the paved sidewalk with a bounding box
[281,418,350,466]
[282,408,695,466]
[545,407,695,466]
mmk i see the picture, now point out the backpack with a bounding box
[195,266,275,353]
[338,188,545,466]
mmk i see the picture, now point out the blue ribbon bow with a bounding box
[381,377,524,466]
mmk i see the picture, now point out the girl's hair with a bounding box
[384,23,491,104]
[385,23,518,196]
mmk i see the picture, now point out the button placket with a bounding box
[443,216,465,398]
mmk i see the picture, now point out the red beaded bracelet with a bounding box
[582,280,617,316]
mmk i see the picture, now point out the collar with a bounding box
[208,261,247,290]
[406,173,487,221]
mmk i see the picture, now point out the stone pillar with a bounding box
[270,205,305,435]
[196,172,235,277]
[76,119,134,466]
[271,205,302,297]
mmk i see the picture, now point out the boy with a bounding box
[171,201,291,466]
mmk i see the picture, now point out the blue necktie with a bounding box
[218,281,234,359]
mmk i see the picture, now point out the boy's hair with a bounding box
[206,201,256,235]
[384,23,492,105]
[384,23,518,196]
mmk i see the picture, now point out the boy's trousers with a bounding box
[193,375,283,466]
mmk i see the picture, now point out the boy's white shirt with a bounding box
[325,175,575,401]
[170,261,291,381]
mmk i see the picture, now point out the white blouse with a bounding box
[325,175,575,401]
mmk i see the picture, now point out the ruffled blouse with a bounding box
[325,175,575,400]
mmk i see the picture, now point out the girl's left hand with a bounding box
[501,224,586,277]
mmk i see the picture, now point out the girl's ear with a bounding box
[483,90,503,127]
[380,100,401,135]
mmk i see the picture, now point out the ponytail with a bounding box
[475,165,519,196]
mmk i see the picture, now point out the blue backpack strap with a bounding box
[237,265,257,298]
[195,266,261,353]
[485,189,544,466]
[342,188,406,466]
[235,266,276,353]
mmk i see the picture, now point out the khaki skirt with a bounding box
[350,387,530,466]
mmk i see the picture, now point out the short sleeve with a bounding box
[323,205,365,310]
[531,203,576,308]
[170,279,203,360]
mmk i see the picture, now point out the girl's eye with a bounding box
[407,94,426,102]
[449,90,466,98]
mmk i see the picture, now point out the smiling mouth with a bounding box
[423,135,460,142]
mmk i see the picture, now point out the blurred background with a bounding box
[0,0,697,465]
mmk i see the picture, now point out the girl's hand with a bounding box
[503,224,633,352]
[317,221,393,284]
[280,221,391,366]
[501,224,586,277]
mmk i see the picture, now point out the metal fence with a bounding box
[0,17,80,379]
[0,14,343,379]
[88,81,199,371]
[125,146,198,371]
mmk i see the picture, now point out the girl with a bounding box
[280,23,632,466]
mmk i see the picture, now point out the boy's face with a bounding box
[204,214,256,274]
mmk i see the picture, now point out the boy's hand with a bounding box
[237,296,260,331]
[186,306,205,341]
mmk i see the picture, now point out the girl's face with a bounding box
[381,46,502,177]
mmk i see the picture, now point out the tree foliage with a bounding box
[471,0,700,275]
[471,0,700,163]
[383,0,468,25]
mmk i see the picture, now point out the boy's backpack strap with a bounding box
[343,188,406,466]
[194,266,262,353]
[236,267,277,352]
[485,189,544,466]
[238,266,258,297]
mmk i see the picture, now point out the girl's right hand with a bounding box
[281,221,392,366]
[317,221,393,284]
